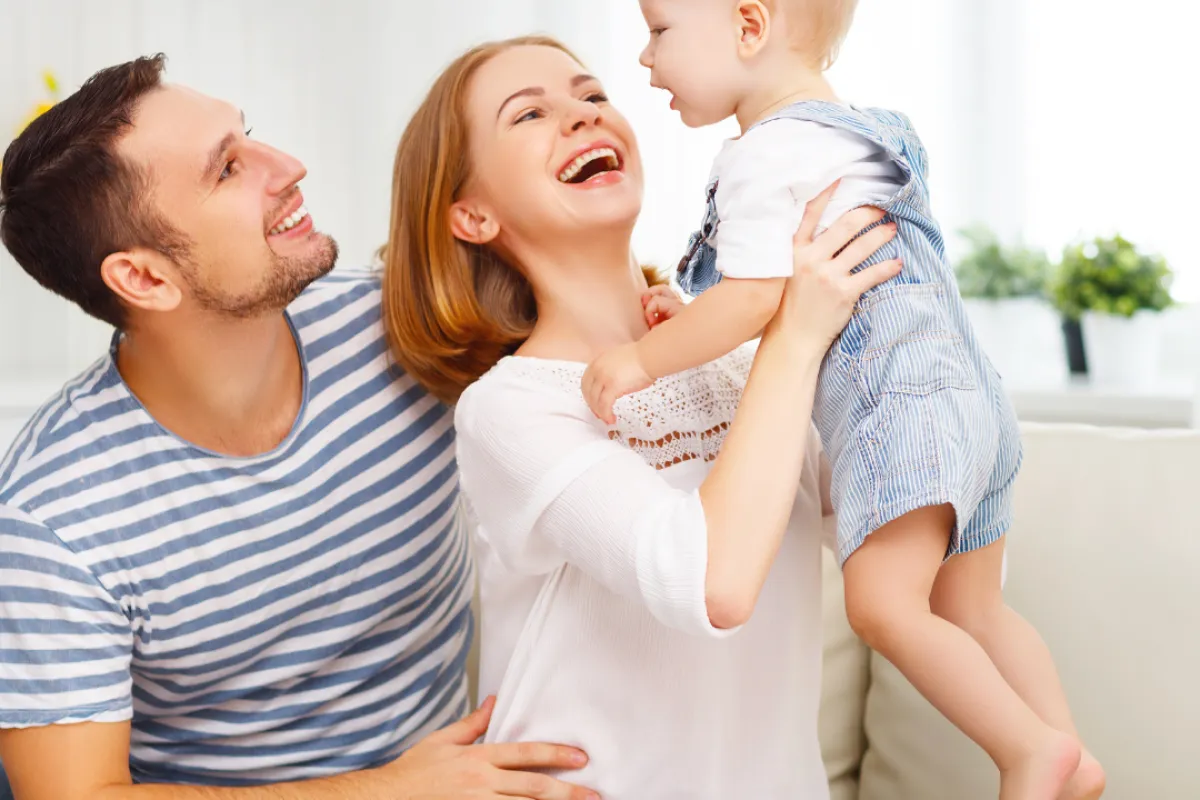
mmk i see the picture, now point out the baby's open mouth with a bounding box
[558,148,622,184]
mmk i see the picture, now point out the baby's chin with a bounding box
[677,103,732,130]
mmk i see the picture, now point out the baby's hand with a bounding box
[642,284,684,329]
[582,342,654,424]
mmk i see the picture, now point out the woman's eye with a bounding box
[219,160,236,181]
[515,109,543,124]
[586,92,609,104]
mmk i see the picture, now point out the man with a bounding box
[0,55,592,800]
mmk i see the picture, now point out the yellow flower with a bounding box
[17,101,55,136]
[13,71,59,136]
[2,71,59,177]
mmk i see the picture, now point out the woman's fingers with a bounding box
[830,222,897,275]
[794,181,841,248]
[849,258,904,296]
[808,206,888,263]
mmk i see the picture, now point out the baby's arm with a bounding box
[636,276,786,380]
[581,277,784,423]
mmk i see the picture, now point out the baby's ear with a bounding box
[735,0,772,59]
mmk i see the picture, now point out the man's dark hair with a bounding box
[0,54,192,330]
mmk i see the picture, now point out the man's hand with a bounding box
[378,696,599,800]
[582,342,653,425]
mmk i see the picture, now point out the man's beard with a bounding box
[187,234,339,319]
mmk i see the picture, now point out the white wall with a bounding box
[11,0,1186,396]
[0,0,1000,390]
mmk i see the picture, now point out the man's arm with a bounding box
[0,699,596,800]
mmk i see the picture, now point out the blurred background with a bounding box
[1,0,1197,447]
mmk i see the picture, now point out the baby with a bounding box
[582,2,1105,798]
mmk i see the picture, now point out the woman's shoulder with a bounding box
[455,344,757,445]
[455,356,592,441]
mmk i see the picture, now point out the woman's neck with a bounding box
[516,240,652,364]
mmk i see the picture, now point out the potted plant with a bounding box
[954,226,1063,383]
[1050,234,1174,386]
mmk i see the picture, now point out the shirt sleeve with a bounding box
[714,119,867,281]
[0,505,134,728]
[455,375,737,638]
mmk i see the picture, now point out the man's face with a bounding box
[119,84,337,319]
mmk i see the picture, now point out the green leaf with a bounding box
[1049,234,1174,319]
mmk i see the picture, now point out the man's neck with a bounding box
[116,311,304,457]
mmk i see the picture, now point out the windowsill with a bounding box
[2,374,1197,432]
[1008,376,1196,429]
[0,378,67,414]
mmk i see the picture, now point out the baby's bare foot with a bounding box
[1000,732,1081,800]
[1058,749,1105,800]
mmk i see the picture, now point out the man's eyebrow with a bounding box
[201,132,237,182]
[200,111,247,182]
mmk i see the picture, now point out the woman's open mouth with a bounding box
[557,147,624,186]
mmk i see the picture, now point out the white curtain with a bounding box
[7,0,1175,392]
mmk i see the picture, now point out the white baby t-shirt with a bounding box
[708,114,907,280]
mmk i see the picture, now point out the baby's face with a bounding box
[638,0,747,128]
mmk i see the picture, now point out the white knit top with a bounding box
[455,345,831,800]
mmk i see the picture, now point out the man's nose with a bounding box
[252,140,307,195]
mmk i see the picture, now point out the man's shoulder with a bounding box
[0,360,125,506]
[288,268,383,326]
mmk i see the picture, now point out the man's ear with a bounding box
[449,200,501,245]
[100,249,184,314]
[735,0,772,60]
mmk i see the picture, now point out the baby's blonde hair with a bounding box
[779,0,859,70]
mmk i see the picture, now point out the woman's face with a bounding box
[456,45,644,253]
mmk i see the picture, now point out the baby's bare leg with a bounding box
[932,539,1105,800]
[843,505,1079,800]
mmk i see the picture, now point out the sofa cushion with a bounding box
[818,549,872,800]
[841,423,1200,799]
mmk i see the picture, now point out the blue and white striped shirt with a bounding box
[0,271,472,788]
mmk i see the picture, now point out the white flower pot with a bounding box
[1081,310,1163,388]
[962,298,1066,385]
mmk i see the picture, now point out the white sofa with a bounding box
[820,423,1199,799]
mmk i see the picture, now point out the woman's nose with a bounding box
[563,100,602,134]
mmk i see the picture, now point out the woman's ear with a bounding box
[449,200,500,245]
[736,0,772,60]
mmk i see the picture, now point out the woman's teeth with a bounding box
[558,147,619,183]
[270,205,309,235]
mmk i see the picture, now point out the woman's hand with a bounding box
[764,182,903,353]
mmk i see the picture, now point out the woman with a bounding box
[381,36,901,798]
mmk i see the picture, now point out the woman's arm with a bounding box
[459,189,898,635]
[699,189,900,627]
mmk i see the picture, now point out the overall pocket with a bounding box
[858,282,977,403]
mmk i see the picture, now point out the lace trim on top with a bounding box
[496,345,755,471]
